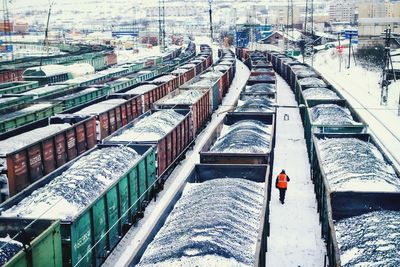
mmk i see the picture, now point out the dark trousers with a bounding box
[278,188,287,203]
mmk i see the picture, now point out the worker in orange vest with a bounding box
[275,169,290,204]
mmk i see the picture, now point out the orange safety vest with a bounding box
[277,173,288,189]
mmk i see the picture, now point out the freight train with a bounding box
[126,48,275,267]
[258,49,400,266]
[0,43,205,203]
[0,44,245,267]
[0,46,187,134]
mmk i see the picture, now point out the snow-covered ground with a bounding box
[312,49,400,169]
[102,59,249,267]
[266,75,326,267]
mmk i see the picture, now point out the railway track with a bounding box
[317,68,400,169]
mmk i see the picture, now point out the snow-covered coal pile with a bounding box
[56,88,98,101]
[236,98,274,112]
[291,65,309,72]
[294,69,318,78]
[137,178,264,267]
[152,75,176,83]
[317,138,400,192]
[74,99,126,115]
[0,124,71,156]
[0,103,53,121]
[311,104,359,125]
[335,210,400,266]
[110,110,184,142]
[248,75,276,82]
[303,87,340,100]
[211,120,271,153]
[163,90,203,105]
[123,84,157,95]
[0,236,23,265]
[299,77,326,88]
[0,97,18,105]
[214,65,229,72]
[2,146,140,220]
[244,84,276,94]
[200,71,223,79]
[189,79,215,88]
[251,68,272,72]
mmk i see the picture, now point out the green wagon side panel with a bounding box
[138,160,147,201]
[31,225,62,267]
[106,187,120,250]
[129,167,139,213]
[119,177,130,226]
[71,212,92,267]
[146,151,157,189]
[92,198,107,267]
[4,221,62,267]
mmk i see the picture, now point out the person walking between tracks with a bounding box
[276,169,290,204]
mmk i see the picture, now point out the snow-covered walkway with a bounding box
[266,75,326,267]
[102,59,249,267]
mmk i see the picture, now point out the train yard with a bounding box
[0,41,399,267]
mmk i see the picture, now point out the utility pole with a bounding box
[303,0,314,66]
[286,0,294,52]
[208,0,213,43]
[2,0,13,61]
[158,0,165,52]
[40,0,56,67]
[380,27,396,108]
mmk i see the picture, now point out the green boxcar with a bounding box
[0,81,39,95]
[18,84,79,100]
[0,144,157,267]
[58,86,112,110]
[0,102,64,133]
[108,78,139,93]
[0,218,62,267]
[0,95,34,113]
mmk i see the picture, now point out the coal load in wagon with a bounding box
[0,103,53,121]
[152,75,176,83]
[110,110,184,142]
[211,120,271,153]
[311,104,359,125]
[124,84,157,95]
[200,71,223,79]
[294,69,318,78]
[2,146,140,220]
[335,210,400,266]
[317,138,400,192]
[0,97,18,105]
[137,178,264,267]
[0,124,71,156]
[236,98,274,112]
[163,90,203,105]
[251,68,271,72]
[0,236,23,265]
[248,75,275,82]
[298,77,326,88]
[244,84,275,94]
[303,87,340,100]
[74,99,126,115]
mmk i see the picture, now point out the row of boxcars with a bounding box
[0,43,203,202]
[125,49,276,267]
[257,50,400,266]
[0,49,118,84]
[0,46,186,133]
[0,44,240,267]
